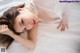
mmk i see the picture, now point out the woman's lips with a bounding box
[33,19,39,24]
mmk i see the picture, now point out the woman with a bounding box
[0,3,39,49]
[0,0,68,53]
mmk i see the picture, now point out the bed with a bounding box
[0,0,80,53]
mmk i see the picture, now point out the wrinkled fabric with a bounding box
[0,0,80,53]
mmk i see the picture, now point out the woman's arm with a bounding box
[8,23,38,50]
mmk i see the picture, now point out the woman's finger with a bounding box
[61,24,66,31]
[0,25,8,33]
[57,23,61,29]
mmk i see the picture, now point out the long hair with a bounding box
[0,3,25,49]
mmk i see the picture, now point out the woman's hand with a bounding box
[57,18,68,31]
[0,25,8,33]
[0,26,13,36]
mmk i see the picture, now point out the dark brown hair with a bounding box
[0,3,25,49]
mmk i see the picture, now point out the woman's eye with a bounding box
[21,19,24,25]
[19,19,24,27]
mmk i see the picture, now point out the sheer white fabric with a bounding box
[0,0,80,53]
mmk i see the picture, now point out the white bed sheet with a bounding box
[0,0,80,53]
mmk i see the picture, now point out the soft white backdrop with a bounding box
[0,0,80,53]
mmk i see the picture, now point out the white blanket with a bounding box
[0,0,80,53]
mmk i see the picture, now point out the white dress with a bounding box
[0,0,80,53]
[32,0,80,53]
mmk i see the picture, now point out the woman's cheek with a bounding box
[15,28,23,32]
[25,24,34,30]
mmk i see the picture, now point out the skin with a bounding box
[12,7,39,49]
[57,10,68,31]
[14,7,39,32]
[37,4,68,31]
[34,0,68,31]
[2,7,39,50]
[13,1,68,50]
[1,2,68,50]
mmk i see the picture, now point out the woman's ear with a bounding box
[17,8,23,13]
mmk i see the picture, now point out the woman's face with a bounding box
[14,8,39,33]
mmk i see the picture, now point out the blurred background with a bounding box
[0,0,80,53]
